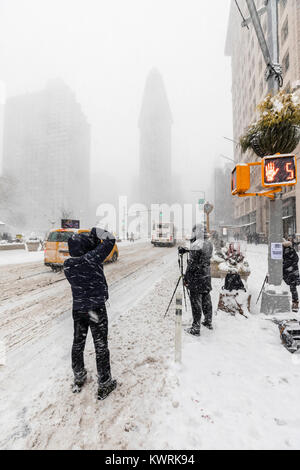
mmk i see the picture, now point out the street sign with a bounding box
[262,154,297,188]
[61,219,80,229]
[231,164,251,195]
[204,203,214,214]
[271,242,283,260]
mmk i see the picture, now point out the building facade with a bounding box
[225,0,300,238]
[212,163,235,232]
[2,79,90,232]
[138,69,173,207]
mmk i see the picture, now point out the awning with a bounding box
[0,221,5,226]
[282,215,294,220]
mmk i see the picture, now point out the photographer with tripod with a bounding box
[181,225,213,336]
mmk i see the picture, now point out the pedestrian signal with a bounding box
[262,154,297,188]
[231,165,250,195]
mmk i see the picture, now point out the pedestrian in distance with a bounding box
[283,238,300,313]
[183,225,213,336]
[64,227,117,400]
[287,234,300,252]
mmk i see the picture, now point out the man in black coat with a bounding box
[64,227,117,400]
[283,239,300,313]
[184,225,213,336]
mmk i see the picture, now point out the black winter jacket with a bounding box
[64,228,115,311]
[184,239,213,293]
[283,242,300,287]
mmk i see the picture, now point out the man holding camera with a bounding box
[180,225,213,336]
[64,227,117,400]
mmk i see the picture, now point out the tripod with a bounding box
[164,251,190,317]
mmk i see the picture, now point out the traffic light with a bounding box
[262,154,297,188]
[231,164,250,195]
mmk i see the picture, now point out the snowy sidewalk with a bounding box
[146,244,300,450]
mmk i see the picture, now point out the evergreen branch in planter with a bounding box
[240,91,300,157]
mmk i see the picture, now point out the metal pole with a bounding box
[245,0,273,67]
[266,0,280,94]
[244,1,288,311]
[175,293,182,363]
[268,195,283,286]
[266,1,282,287]
[206,213,210,234]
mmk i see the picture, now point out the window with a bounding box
[281,18,289,45]
[47,231,74,242]
[283,51,290,76]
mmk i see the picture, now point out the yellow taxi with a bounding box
[44,228,119,272]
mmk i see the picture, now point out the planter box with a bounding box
[211,261,250,281]
[26,241,40,252]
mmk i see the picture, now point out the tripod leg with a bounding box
[164,276,182,317]
[182,282,187,310]
[179,252,187,310]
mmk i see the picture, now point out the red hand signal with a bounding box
[265,162,279,182]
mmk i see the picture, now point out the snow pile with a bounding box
[217,289,250,317]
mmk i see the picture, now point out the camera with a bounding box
[178,246,189,255]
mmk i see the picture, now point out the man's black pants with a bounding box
[72,305,111,384]
[290,285,299,303]
[189,290,212,330]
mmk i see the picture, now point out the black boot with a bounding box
[185,326,200,337]
[72,369,87,394]
[202,320,213,330]
[97,378,117,400]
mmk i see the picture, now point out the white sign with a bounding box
[223,228,227,236]
[271,243,283,260]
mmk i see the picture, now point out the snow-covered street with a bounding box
[1,242,300,450]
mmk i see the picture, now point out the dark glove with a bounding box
[178,246,189,255]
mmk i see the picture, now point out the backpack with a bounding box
[223,272,246,292]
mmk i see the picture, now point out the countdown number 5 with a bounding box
[286,162,295,181]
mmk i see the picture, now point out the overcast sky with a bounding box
[0,0,233,200]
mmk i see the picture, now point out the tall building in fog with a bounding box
[213,164,234,230]
[138,69,173,206]
[3,79,90,231]
[226,0,300,237]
